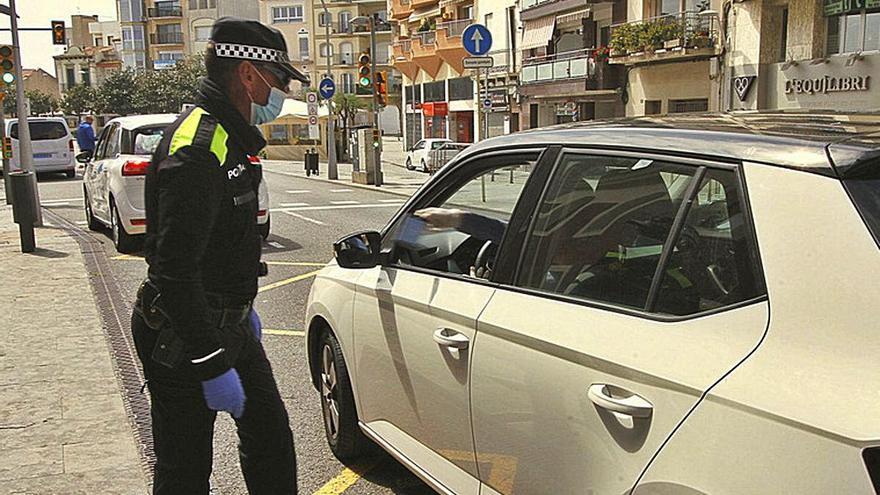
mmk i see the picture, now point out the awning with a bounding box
[556,9,591,28]
[521,17,556,50]
[408,6,441,25]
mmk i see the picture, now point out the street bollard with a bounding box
[9,170,36,253]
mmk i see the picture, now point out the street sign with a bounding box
[482,98,492,108]
[306,92,318,104]
[462,24,492,56]
[463,56,494,69]
[308,115,318,126]
[307,102,318,116]
[319,78,336,100]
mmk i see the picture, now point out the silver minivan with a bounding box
[7,117,76,178]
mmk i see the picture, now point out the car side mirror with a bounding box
[76,150,93,163]
[334,230,382,269]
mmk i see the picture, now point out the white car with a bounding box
[7,116,76,178]
[405,138,451,172]
[81,114,271,253]
[306,113,880,495]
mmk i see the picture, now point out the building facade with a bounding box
[187,0,262,57]
[725,0,879,113]
[118,0,149,69]
[22,69,61,99]
[146,0,188,69]
[259,0,314,89]
[54,15,123,94]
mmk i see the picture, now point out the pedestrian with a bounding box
[76,115,96,157]
[131,17,308,495]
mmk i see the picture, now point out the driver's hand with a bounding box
[414,208,465,230]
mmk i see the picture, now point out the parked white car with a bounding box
[82,114,271,253]
[405,138,451,172]
[7,116,76,178]
[306,113,880,495]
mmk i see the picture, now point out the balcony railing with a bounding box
[437,18,471,37]
[414,31,436,45]
[521,0,554,11]
[609,11,719,58]
[521,48,596,84]
[147,6,183,17]
[150,32,184,45]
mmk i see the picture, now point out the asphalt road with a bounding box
[12,166,437,495]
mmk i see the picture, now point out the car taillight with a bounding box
[864,448,880,492]
[69,140,74,152]
[257,209,267,217]
[122,159,150,176]
[248,155,261,165]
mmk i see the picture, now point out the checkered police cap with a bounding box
[212,42,292,65]
[209,17,309,84]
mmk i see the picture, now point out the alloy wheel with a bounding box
[321,344,340,441]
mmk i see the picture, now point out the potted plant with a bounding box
[609,24,632,56]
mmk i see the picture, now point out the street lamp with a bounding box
[351,15,382,186]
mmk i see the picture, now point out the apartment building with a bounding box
[145,0,187,69]
[517,0,627,129]
[54,15,123,93]
[259,0,314,90]
[187,0,261,56]
[726,0,878,112]
[118,0,149,69]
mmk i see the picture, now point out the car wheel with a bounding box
[405,157,413,170]
[258,215,270,241]
[421,159,429,173]
[65,169,76,179]
[83,187,101,232]
[110,199,139,254]
[319,330,371,461]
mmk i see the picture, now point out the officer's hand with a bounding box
[413,208,464,230]
[249,309,262,342]
[201,368,246,419]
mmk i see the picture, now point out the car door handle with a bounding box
[433,328,470,350]
[587,384,653,418]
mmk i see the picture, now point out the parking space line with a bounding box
[263,329,305,337]
[379,199,406,203]
[312,459,382,495]
[283,210,327,226]
[265,261,325,267]
[330,189,353,193]
[330,200,359,205]
[257,269,321,293]
[271,203,402,213]
[286,190,311,194]
[280,202,310,207]
[111,254,144,260]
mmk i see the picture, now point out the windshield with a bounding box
[843,157,880,247]
[10,121,69,141]
[124,125,167,155]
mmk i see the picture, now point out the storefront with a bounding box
[764,53,878,111]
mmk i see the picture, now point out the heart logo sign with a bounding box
[733,76,757,102]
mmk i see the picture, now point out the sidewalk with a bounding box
[263,157,430,198]
[0,207,148,494]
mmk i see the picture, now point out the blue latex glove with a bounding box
[201,369,246,418]
[249,309,262,341]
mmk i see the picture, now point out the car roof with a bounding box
[459,111,880,177]
[8,116,67,124]
[106,114,178,130]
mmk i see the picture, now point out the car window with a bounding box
[104,124,121,158]
[10,121,68,141]
[431,141,447,150]
[843,157,880,248]
[518,154,695,310]
[413,141,425,151]
[384,152,540,278]
[652,170,764,315]
[94,126,112,160]
[124,125,166,155]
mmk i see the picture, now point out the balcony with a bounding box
[411,0,439,10]
[520,47,624,97]
[608,11,720,66]
[392,39,420,80]
[150,32,184,45]
[319,21,393,36]
[436,19,470,73]
[391,0,413,20]
[146,6,183,17]
[411,32,442,77]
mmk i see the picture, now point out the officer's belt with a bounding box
[136,279,252,331]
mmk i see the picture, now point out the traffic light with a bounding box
[374,71,387,107]
[358,52,371,88]
[51,20,66,46]
[3,137,12,159]
[0,45,15,86]
[371,128,381,149]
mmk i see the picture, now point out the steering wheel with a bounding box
[473,240,497,279]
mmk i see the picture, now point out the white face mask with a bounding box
[247,67,286,125]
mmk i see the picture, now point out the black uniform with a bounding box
[131,18,307,491]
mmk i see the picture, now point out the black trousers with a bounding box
[132,311,297,495]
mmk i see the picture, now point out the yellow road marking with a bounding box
[263,329,305,337]
[111,254,144,260]
[312,459,382,495]
[257,269,321,293]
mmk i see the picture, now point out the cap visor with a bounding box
[279,63,310,85]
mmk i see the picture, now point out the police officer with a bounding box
[131,17,308,494]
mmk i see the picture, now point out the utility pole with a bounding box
[369,15,382,186]
[319,0,338,180]
[8,0,41,225]
[1,89,10,204]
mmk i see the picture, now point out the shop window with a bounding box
[292,124,319,145]
[449,77,474,101]
[645,100,662,115]
[827,10,880,54]
[669,98,708,113]
[268,125,290,145]
[424,81,446,102]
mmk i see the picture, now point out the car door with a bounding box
[471,150,770,495]
[352,148,548,495]
[97,124,121,218]
[410,140,426,165]
[85,125,112,222]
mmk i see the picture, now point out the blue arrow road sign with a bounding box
[462,23,492,56]
[319,78,336,100]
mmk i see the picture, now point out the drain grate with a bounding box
[44,209,155,479]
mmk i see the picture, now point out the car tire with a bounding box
[318,330,371,461]
[83,187,101,232]
[405,157,413,170]
[421,159,428,173]
[110,198,139,254]
[65,169,76,179]
[258,215,270,241]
